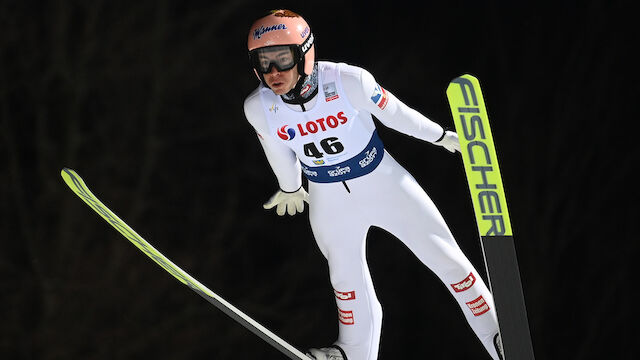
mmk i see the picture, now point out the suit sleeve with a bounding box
[244,90,302,192]
[339,63,445,143]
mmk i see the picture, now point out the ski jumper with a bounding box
[244,61,501,360]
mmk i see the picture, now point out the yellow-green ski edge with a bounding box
[60,168,311,360]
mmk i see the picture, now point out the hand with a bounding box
[435,130,461,153]
[263,187,309,216]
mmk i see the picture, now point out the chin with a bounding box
[271,86,292,95]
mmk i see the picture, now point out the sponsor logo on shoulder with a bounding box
[370,84,388,110]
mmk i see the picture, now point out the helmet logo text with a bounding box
[253,24,287,40]
[301,33,314,53]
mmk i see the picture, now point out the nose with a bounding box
[267,64,280,75]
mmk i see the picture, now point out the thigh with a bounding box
[359,153,472,278]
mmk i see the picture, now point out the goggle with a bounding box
[249,45,301,74]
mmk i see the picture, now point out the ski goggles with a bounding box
[249,45,301,74]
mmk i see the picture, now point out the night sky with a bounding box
[1,1,633,359]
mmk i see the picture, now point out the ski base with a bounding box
[482,235,534,359]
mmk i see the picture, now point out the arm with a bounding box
[244,89,308,215]
[244,89,303,192]
[340,64,459,151]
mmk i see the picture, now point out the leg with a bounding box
[360,155,501,359]
[309,182,382,360]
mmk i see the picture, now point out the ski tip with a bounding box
[60,168,80,184]
[449,73,478,83]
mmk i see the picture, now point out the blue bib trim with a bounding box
[301,130,384,183]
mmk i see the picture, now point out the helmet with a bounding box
[248,10,315,80]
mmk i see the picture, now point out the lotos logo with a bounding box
[277,125,296,140]
[297,111,348,136]
[450,272,476,293]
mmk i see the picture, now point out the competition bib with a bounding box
[260,62,384,183]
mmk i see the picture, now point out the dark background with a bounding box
[1,1,634,359]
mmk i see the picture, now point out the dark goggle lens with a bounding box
[251,45,298,74]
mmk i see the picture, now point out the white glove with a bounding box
[435,130,461,153]
[263,187,309,216]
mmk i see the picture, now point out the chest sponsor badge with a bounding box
[323,82,339,102]
[277,125,295,140]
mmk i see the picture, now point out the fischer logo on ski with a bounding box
[446,75,512,237]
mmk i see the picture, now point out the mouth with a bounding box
[270,80,284,89]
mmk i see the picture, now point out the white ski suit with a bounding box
[244,61,501,360]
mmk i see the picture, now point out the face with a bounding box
[256,47,300,95]
[264,65,300,95]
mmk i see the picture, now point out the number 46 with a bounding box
[303,137,344,159]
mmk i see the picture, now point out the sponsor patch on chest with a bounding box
[276,111,349,140]
[323,82,339,102]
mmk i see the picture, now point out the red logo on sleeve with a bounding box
[450,272,476,293]
[334,289,356,301]
[338,308,354,325]
[466,295,490,316]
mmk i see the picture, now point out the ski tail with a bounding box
[60,168,311,360]
[446,76,535,359]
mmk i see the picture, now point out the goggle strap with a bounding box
[300,32,314,55]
